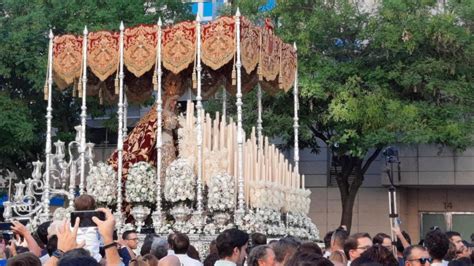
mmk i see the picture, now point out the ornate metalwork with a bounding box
[194,13,205,233]
[293,43,300,177]
[115,21,125,232]
[79,26,89,195]
[235,8,246,222]
[3,128,95,223]
[152,18,164,232]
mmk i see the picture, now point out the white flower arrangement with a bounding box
[87,162,117,204]
[285,212,320,240]
[125,161,157,203]
[283,188,311,214]
[296,188,311,214]
[250,181,285,211]
[208,173,235,212]
[156,222,174,235]
[164,159,195,203]
[239,208,286,237]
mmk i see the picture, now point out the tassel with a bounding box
[99,87,103,105]
[278,45,283,89]
[77,78,83,98]
[232,67,236,86]
[258,65,263,81]
[43,82,48,101]
[152,72,157,87]
[114,76,119,95]
[192,70,197,89]
[72,79,77,97]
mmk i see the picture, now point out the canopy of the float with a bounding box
[52,16,297,103]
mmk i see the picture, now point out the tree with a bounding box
[0,93,35,177]
[230,0,473,232]
[0,0,191,176]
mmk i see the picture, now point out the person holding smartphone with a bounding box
[73,194,103,262]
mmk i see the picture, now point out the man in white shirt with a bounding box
[214,229,249,266]
[172,233,202,266]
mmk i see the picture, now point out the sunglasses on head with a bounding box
[409,258,433,264]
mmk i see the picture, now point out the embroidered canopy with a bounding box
[52,16,297,103]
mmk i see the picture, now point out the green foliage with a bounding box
[0,0,191,174]
[0,93,35,174]
[253,0,474,157]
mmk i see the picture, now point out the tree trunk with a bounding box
[337,167,363,233]
[335,148,382,233]
[340,188,358,232]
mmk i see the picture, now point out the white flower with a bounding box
[125,162,157,203]
[208,173,235,212]
[164,159,195,203]
[86,162,117,205]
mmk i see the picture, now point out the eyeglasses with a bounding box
[356,246,371,251]
[409,258,433,264]
[126,238,139,241]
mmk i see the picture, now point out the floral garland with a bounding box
[286,212,319,240]
[164,159,195,203]
[125,161,157,203]
[87,162,117,204]
[249,181,285,211]
[284,188,311,214]
[207,173,235,212]
[240,208,286,237]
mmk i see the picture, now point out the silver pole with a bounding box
[293,43,300,176]
[42,29,54,220]
[257,83,263,150]
[123,95,128,138]
[235,8,245,213]
[116,21,125,231]
[195,14,203,214]
[155,18,163,216]
[79,26,88,195]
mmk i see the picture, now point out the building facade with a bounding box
[299,143,474,241]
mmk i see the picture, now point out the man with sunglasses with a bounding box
[403,245,432,266]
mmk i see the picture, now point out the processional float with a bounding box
[4,11,318,249]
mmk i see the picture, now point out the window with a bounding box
[420,212,474,239]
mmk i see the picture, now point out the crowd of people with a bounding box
[0,194,473,266]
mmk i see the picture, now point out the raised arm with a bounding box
[11,221,42,257]
[93,208,122,266]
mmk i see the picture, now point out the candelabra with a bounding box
[3,126,96,224]
[50,126,95,209]
[3,161,45,224]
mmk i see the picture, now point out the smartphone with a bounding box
[2,232,12,242]
[0,220,28,231]
[0,223,13,231]
[70,211,106,227]
[140,227,155,235]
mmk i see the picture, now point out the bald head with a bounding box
[158,255,180,266]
